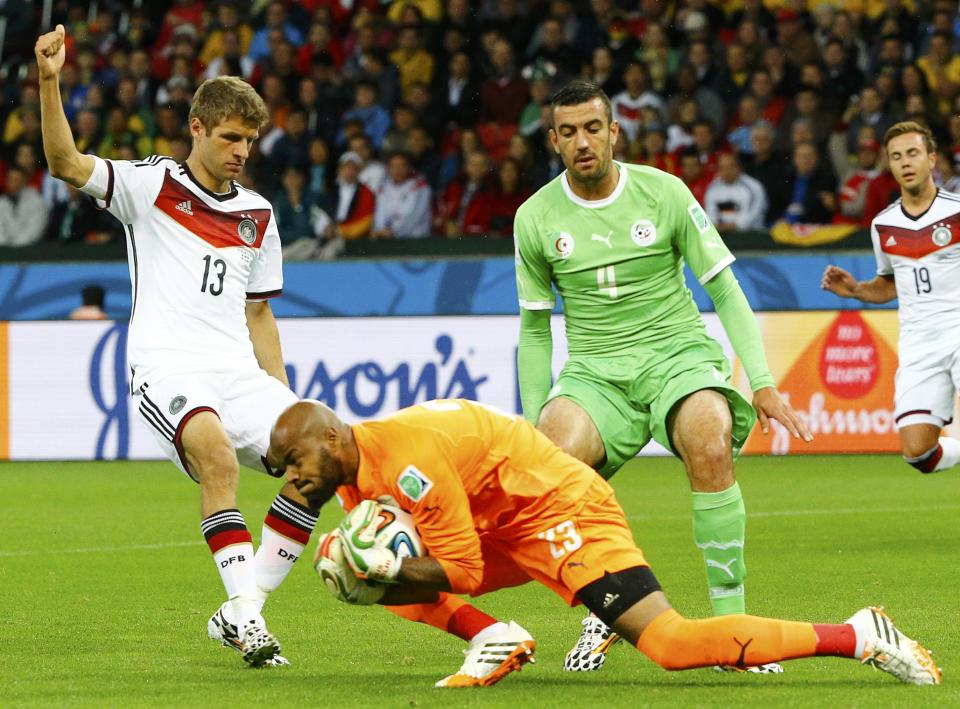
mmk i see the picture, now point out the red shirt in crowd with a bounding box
[862,170,900,226]
[435,178,494,236]
[488,187,531,237]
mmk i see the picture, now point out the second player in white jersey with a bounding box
[871,189,960,341]
[81,155,283,390]
[823,121,960,475]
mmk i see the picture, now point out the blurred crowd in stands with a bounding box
[1,0,960,252]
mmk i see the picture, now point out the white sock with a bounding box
[201,508,258,625]
[255,494,319,609]
[935,437,960,471]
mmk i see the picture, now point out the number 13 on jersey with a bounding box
[538,520,583,559]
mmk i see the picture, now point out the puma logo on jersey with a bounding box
[885,235,897,246]
[591,231,613,248]
[175,200,193,216]
[733,637,753,669]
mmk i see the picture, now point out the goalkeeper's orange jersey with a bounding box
[337,399,609,594]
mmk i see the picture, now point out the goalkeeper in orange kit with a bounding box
[266,399,941,688]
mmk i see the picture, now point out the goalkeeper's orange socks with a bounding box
[636,609,858,669]
[254,494,318,607]
[387,594,500,642]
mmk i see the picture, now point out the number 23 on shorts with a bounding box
[538,520,584,559]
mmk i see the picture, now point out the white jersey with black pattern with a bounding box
[870,189,960,343]
[80,155,283,389]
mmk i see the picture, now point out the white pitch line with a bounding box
[0,540,202,558]
[629,503,960,522]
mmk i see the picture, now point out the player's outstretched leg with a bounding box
[618,598,940,685]
[434,620,536,688]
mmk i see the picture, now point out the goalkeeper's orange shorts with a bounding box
[470,475,649,606]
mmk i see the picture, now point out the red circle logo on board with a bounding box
[819,311,879,399]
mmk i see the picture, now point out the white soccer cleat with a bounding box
[435,621,536,688]
[714,662,784,674]
[207,603,288,668]
[563,614,621,672]
[846,606,941,686]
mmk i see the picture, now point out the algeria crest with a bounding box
[630,219,657,247]
[932,224,951,247]
[554,232,575,259]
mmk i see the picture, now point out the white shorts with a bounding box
[132,369,299,481]
[894,341,960,429]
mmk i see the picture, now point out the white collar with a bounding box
[561,160,628,209]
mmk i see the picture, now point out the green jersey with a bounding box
[514,162,734,355]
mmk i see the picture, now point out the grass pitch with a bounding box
[0,455,956,708]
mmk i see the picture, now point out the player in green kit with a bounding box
[514,81,813,673]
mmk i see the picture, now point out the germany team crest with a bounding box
[169,396,187,415]
[237,218,257,245]
[932,224,951,247]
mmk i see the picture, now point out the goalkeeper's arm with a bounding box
[378,557,455,606]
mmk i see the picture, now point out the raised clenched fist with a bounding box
[35,24,67,81]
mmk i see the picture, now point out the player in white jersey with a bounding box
[37,26,318,667]
[822,121,960,474]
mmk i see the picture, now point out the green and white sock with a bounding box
[692,481,746,616]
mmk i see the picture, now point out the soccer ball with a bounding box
[372,503,425,559]
[315,503,424,605]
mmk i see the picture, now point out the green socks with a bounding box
[692,482,746,616]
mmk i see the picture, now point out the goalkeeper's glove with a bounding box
[314,529,386,605]
[338,500,402,584]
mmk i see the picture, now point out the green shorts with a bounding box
[546,335,756,479]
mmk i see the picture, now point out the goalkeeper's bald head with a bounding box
[267,400,358,510]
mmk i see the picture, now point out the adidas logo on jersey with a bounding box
[175,200,194,216]
[602,592,620,608]
[885,235,897,246]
